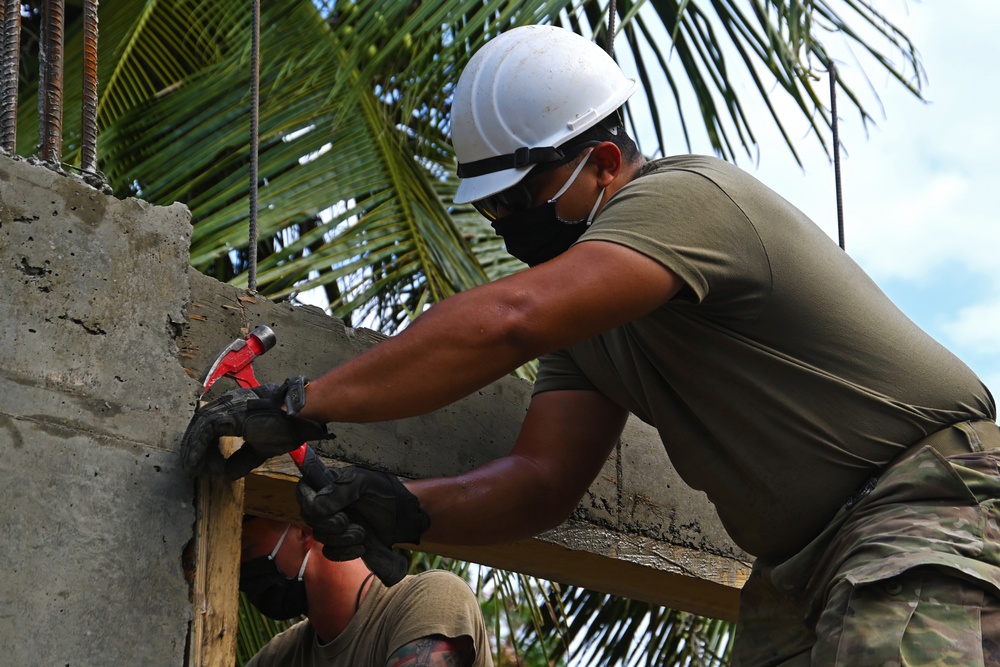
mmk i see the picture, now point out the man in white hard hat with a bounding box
[184,24,1000,665]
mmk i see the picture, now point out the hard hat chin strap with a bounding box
[457,145,565,178]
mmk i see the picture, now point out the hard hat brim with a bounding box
[453,165,535,205]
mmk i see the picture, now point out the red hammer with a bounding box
[200,325,410,585]
[199,324,331,489]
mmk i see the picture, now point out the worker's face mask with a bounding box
[240,525,311,620]
[490,149,605,267]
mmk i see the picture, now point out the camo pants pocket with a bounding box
[812,566,1000,666]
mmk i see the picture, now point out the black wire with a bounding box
[248,0,261,291]
[606,0,617,56]
[830,62,845,251]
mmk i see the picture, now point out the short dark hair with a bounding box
[562,109,640,164]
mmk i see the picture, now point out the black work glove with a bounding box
[296,466,431,586]
[181,376,332,480]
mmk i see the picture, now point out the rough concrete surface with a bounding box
[0,154,197,665]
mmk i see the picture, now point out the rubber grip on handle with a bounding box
[297,444,335,490]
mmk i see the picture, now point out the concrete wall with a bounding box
[0,154,750,665]
[0,155,197,665]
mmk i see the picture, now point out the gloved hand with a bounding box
[182,376,332,480]
[296,466,431,586]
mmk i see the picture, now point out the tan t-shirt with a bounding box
[534,154,995,561]
[246,570,493,666]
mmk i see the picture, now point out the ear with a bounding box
[295,523,316,549]
[592,141,623,187]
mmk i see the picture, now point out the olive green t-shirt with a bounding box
[534,155,995,561]
[245,570,493,667]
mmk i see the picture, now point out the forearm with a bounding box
[299,284,541,424]
[297,242,682,426]
[407,455,575,545]
[407,390,628,546]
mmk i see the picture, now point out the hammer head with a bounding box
[199,324,277,393]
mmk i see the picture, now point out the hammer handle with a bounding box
[294,444,336,490]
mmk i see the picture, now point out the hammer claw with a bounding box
[199,325,277,394]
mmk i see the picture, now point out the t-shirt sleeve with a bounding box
[534,348,597,396]
[534,163,772,397]
[382,570,493,666]
[244,620,310,667]
[579,167,771,316]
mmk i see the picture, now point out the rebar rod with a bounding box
[81,0,99,173]
[247,0,260,291]
[38,0,65,163]
[830,62,845,251]
[0,0,21,154]
[606,0,617,56]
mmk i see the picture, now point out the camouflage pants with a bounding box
[733,424,1000,666]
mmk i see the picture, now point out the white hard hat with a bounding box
[452,24,638,205]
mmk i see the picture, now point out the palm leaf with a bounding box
[20,0,925,327]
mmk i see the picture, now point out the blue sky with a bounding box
[649,0,1000,397]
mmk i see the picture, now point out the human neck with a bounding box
[605,157,645,203]
[307,558,375,644]
[623,156,646,183]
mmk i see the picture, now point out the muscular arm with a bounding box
[386,635,475,667]
[411,388,629,545]
[299,240,682,424]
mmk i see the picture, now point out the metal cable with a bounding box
[830,62,845,250]
[80,0,99,173]
[606,0,617,56]
[248,0,260,291]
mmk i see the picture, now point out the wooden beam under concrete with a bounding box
[242,457,746,622]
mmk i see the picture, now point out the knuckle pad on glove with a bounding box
[181,425,217,476]
[313,483,362,514]
[319,526,366,548]
[241,415,299,452]
[310,511,356,542]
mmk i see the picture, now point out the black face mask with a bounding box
[240,527,310,620]
[488,146,604,267]
[491,204,590,267]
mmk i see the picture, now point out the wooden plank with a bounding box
[242,465,745,621]
[188,437,245,667]
[418,538,743,622]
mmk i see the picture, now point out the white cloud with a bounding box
[943,298,1000,357]
[847,170,985,282]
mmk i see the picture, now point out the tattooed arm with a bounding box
[385,634,476,667]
